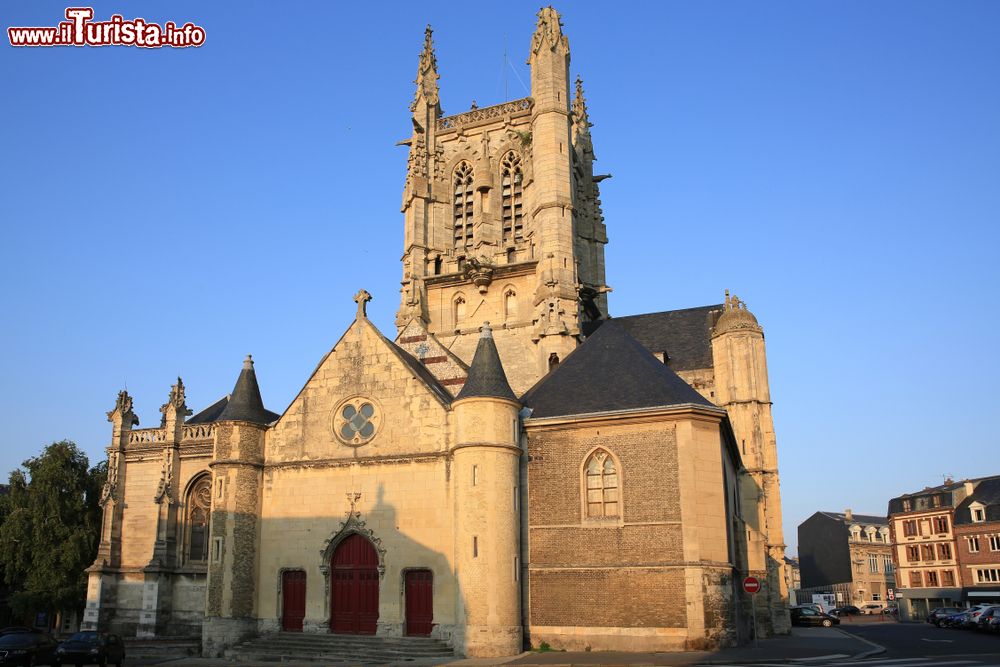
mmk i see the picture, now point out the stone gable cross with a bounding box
[353,289,372,318]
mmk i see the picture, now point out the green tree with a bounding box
[0,441,105,620]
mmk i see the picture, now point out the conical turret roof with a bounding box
[217,355,277,425]
[456,323,517,402]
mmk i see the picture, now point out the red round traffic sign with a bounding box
[743,576,761,594]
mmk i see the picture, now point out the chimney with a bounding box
[964,481,975,496]
[845,509,853,521]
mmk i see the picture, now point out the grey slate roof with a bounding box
[818,511,888,526]
[954,476,1000,525]
[456,325,517,402]
[521,320,714,419]
[186,395,230,424]
[582,304,722,372]
[217,356,280,425]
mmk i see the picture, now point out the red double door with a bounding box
[331,534,380,634]
[282,570,306,632]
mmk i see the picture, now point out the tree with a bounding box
[0,441,105,621]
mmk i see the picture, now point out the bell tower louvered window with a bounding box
[453,162,474,249]
[501,152,523,243]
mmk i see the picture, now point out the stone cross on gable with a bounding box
[346,492,362,516]
[353,289,372,319]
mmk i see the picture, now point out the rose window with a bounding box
[335,398,379,445]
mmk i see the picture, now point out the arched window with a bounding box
[584,449,619,519]
[500,152,523,243]
[453,162,474,249]
[186,475,211,563]
[503,288,517,322]
[454,295,466,327]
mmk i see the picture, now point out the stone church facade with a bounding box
[83,8,790,657]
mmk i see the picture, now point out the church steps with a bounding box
[224,633,455,663]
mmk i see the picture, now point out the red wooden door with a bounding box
[405,569,433,636]
[330,534,380,634]
[281,570,306,632]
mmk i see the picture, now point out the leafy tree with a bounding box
[0,441,105,620]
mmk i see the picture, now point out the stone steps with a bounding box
[123,637,201,660]
[224,633,455,664]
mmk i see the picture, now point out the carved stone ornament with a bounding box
[530,7,568,56]
[713,289,762,337]
[153,449,175,504]
[159,377,192,426]
[318,494,387,579]
[333,396,381,446]
[106,389,139,428]
[464,256,495,294]
[99,449,120,507]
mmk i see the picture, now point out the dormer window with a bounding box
[902,499,913,512]
[971,502,986,523]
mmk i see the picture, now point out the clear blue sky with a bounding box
[2,1,998,555]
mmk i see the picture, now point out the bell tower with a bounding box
[395,8,609,394]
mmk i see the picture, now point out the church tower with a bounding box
[396,9,609,395]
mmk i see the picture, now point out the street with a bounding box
[840,618,1000,662]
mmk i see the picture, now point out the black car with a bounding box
[928,607,962,626]
[0,631,58,666]
[830,605,860,617]
[790,606,840,627]
[53,632,124,667]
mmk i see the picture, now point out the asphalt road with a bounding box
[839,618,1000,660]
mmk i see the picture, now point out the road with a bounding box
[840,617,1000,661]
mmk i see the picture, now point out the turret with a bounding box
[528,7,579,371]
[452,323,522,656]
[203,355,272,656]
[711,291,790,635]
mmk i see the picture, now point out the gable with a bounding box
[267,318,452,463]
[395,319,468,396]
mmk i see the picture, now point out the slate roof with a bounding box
[456,326,517,402]
[581,304,722,372]
[521,320,714,419]
[217,356,280,425]
[818,511,888,526]
[954,475,1000,525]
[887,478,979,515]
[186,395,230,424]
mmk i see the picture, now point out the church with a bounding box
[83,8,790,657]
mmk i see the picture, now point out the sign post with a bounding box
[743,576,761,648]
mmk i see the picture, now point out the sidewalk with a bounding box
[134,627,883,667]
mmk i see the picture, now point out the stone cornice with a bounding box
[524,403,727,431]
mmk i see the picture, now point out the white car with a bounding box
[859,603,885,615]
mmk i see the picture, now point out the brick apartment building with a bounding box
[888,476,1000,621]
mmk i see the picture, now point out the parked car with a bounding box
[53,631,125,667]
[974,606,1000,631]
[790,606,841,627]
[988,614,1000,633]
[794,603,826,614]
[830,605,861,617]
[927,607,962,626]
[967,604,998,629]
[0,630,58,666]
[859,603,885,615]
[941,610,972,628]
[882,604,898,615]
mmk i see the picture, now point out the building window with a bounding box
[513,556,519,582]
[453,161,474,249]
[503,288,517,322]
[453,295,466,327]
[990,536,1000,551]
[869,554,879,573]
[903,520,917,537]
[921,545,935,560]
[584,449,619,519]
[976,568,1000,583]
[926,570,939,587]
[931,494,942,508]
[968,536,981,553]
[500,151,523,243]
[872,593,881,601]
[937,543,951,560]
[186,475,212,563]
[942,570,955,586]
[883,556,894,573]
[513,486,519,512]
[972,506,986,523]
[933,516,949,533]
[906,545,920,562]
[910,571,923,587]
[472,464,478,486]
[902,499,913,512]
[212,537,223,564]
[472,536,478,558]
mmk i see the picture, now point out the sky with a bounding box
[1,1,998,556]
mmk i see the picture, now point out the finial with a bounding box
[411,24,440,112]
[480,321,493,339]
[354,289,373,318]
[572,75,590,129]
[531,6,568,57]
[243,354,254,370]
[470,99,478,110]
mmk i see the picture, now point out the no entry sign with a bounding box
[743,576,761,594]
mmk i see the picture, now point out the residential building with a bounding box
[783,556,801,605]
[798,510,895,607]
[952,476,1000,608]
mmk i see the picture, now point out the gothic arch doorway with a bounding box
[330,533,380,634]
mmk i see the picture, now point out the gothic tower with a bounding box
[711,293,791,635]
[396,9,608,395]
